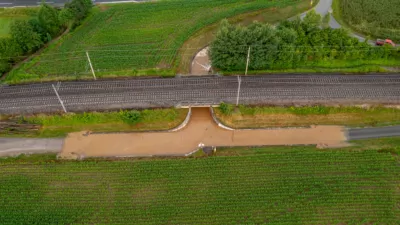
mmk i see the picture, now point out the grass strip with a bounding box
[215,104,400,128]
[0,108,188,137]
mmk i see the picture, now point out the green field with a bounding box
[0,8,37,37]
[0,139,399,224]
[5,0,307,83]
[333,0,400,42]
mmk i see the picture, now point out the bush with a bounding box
[119,110,141,125]
[219,103,234,115]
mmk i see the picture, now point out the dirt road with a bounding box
[60,108,347,158]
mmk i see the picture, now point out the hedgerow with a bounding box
[210,11,399,71]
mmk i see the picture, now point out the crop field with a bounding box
[7,0,305,82]
[0,147,399,224]
[335,0,400,41]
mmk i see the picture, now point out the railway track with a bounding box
[1,75,400,114]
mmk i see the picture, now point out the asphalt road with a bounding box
[0,0,147,7]
[0,138,63,156]
[348,126,400,140]
[1,74,400,114]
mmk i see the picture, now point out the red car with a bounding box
[376,39,396,47]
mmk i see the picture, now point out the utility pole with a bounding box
[86,51,97,80]
[52,84,67,113]
[245,46,251,76]
[236,76,241,106]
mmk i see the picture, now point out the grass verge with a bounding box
[220,59,399,75]
[0,108,188,137]
[0,137,399,224]
[214,105,400,128]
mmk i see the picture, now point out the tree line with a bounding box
[0,0,93,75]
[210,11,400,71]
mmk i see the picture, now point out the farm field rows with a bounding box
[0,145,399,224]
[6,0,307,83]
[333,0,400,42]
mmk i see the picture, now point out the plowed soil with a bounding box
[60,108,347,158]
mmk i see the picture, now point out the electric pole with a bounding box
[236,76,241,106]
[245,46,251,76]
[86,51,97,80]
[52,84,67,113]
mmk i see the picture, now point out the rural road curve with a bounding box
[0,0,147,7]
[297,0,373,44]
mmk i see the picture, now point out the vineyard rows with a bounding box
[0,150,399,224]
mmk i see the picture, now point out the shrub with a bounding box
[119,110,141,125]
[219,103,234,115]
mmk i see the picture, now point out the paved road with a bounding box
[1,74,400,114]
[0,0,147,7]
[297,0,375,45]
[0,138,63,156]
[348,126,400,140]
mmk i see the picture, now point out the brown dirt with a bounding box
[60,108,347,158]
[191,47,211,75]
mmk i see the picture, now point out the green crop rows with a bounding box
[337,0,400,41]
[9,0,301,82]
[1,150,399,224]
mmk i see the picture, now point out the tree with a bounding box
[65,0,93,28]
[10,20,43,53]
[38,3,61,37]
[59,8,74,28]
[322,14,330,28]
[302,10,322,33]
[0,38,23,74]
[0,38,23,63]
[29,18,49,42]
